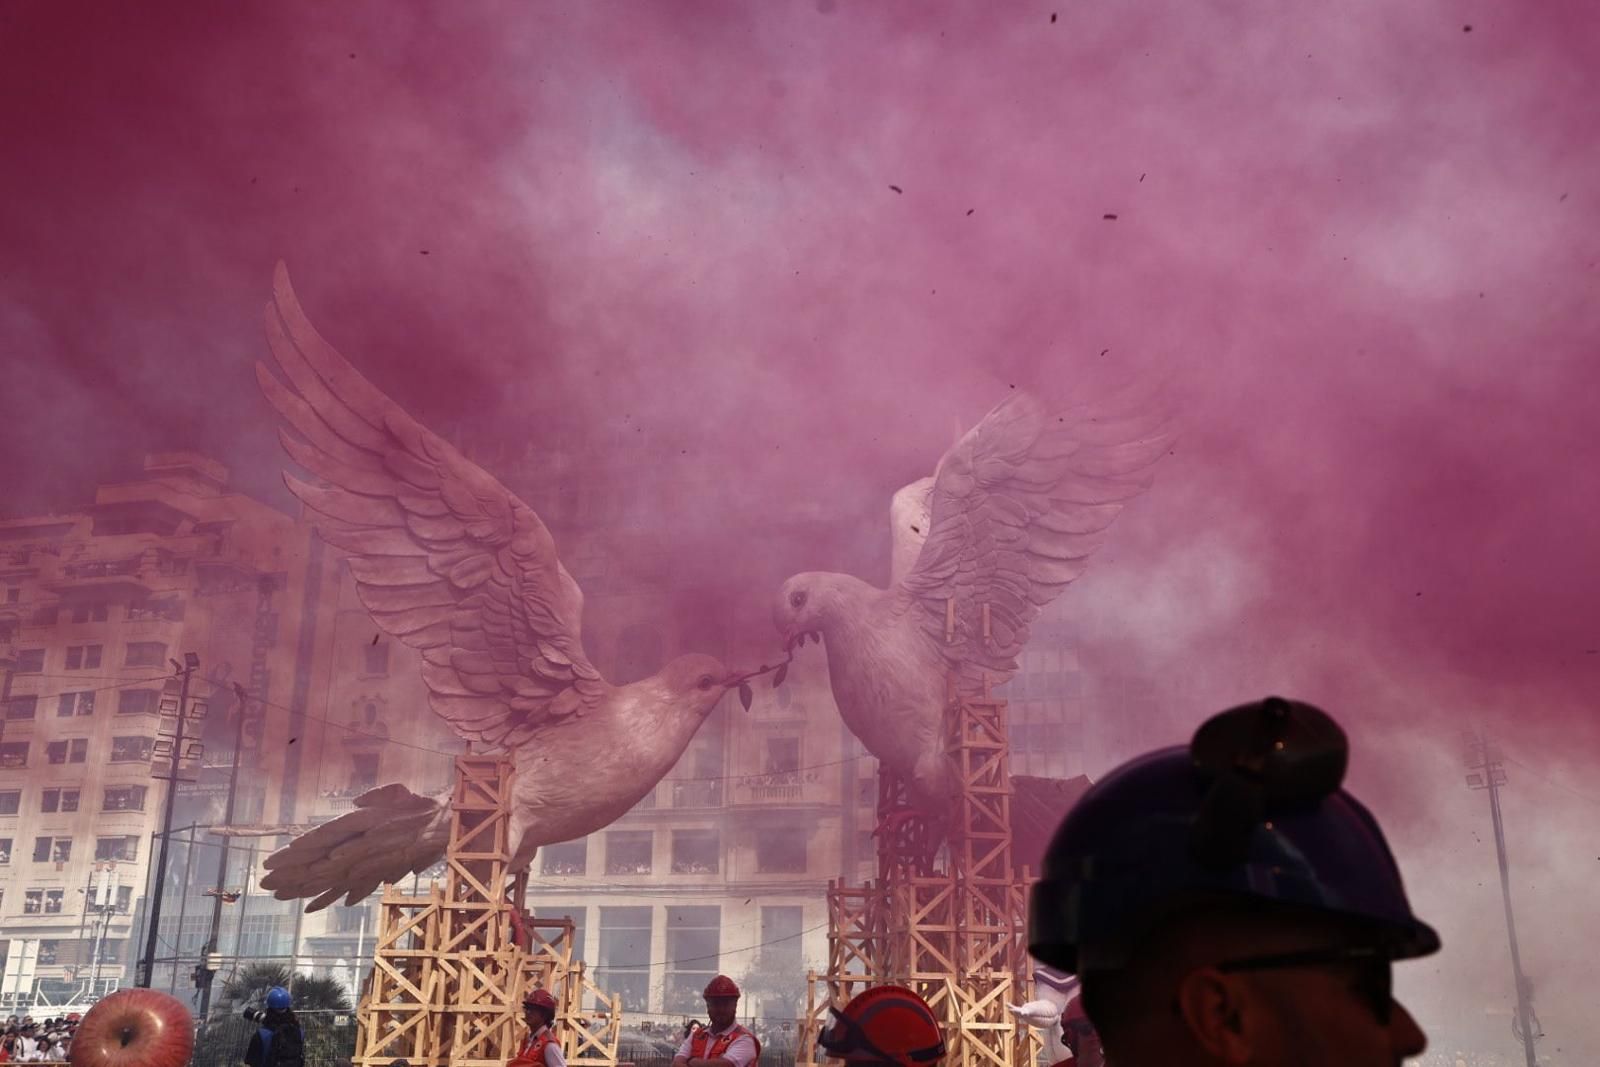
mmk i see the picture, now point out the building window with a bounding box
[756,827,807,874]
[32,836,71,863]
[56,691,95,717]
[116,886,133,913]
[65,644,103,670]
[37,941,59,966]
[24,889,43,914]
[110,736,154,763]
[95,836,139,862]
[604,831,652,875]
[330,903,372,935]
[531,906,587,959]
[4,587,16,603]
[4,695,37,721]
[44,888,63,913]
[117,689,160,715]
[613,623,663,686]
[124,641,165,668]
[596,906,652,1013]
[363,642,389,676]
[70,602,110,624]
[102,785,148,812]
[664,906,721,1013]
[856,777,876,807]
[0,837,11,863]
[71,739,89,763]
[670,830,720,875]
[759,906,805,972]
[0,791,18,815]
[14,649,44,674]
[127,596,183,622]
[0,742,28,768]
[350,752,380,791]
[40,789,79,814]
[764,737,801,782]
[540,840,587,876]
[671,729,724,808]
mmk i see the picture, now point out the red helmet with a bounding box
[523,989,558,1013]
[819,986,945,1065]
[703,975,741,1000]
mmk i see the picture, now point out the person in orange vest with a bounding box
[510,989,565,1067]
[672,975,760,1067]
[818,985,946,1066]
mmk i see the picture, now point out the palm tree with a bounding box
[192,963,355,1067]
[215,962,294,1014]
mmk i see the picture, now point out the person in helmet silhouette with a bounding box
[818,986,946,1067]
[673,975,760,1067]
[244,986,305,1067]
[1028,697,1437,1067]
[510,989,565,1067]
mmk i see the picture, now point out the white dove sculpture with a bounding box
[773,390,1169,810]
[254,263,763,911]
[1006,999,1063,1030]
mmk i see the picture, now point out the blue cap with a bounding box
[266,986,292,1010]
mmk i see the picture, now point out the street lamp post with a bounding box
[196,683,249,1019]
[1465,731,1540,1067]
[137,653,201,988]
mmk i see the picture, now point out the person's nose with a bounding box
[1388,999,1427,1060]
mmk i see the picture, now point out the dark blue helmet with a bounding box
[1028,696,1440,973]
[266,986,292,1010]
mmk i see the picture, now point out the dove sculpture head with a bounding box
[774,571,859,650]
[655,653,753,720]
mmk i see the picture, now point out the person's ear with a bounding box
[1173,967,1256,1065]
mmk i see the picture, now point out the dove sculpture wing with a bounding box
[896,391,1171,695]
[256,263,751,910]
[256,262,605,746]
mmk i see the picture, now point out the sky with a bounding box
[2,1,1598,1058]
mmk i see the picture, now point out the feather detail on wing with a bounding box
[260,784,452,911]
[897,390,1171,693]
[257,262,606,746]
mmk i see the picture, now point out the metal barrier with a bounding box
[191,1008,357,1067]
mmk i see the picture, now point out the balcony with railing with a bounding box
[669,780,722,808]
[731,769,829,806]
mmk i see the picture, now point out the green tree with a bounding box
[193,964,355,1067]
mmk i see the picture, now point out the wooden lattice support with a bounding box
[354,755,623,1067]
[803,601,1038,1067]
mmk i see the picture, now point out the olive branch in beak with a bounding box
[725,647,796,712]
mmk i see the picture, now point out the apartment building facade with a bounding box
[0,452,342,1008]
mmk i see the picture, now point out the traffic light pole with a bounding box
[196,683,249,1018]
[1465,732,1539,1067]
[137,657,194,988]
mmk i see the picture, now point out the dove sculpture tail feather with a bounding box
[260,784,451,911]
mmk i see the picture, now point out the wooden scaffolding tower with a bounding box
[801,605,1040,1067]
[354,755,623,1067]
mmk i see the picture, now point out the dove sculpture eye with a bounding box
[697,674,716,691]
[790,590,807,609]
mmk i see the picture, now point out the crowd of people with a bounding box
[0,1015,78,1063]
